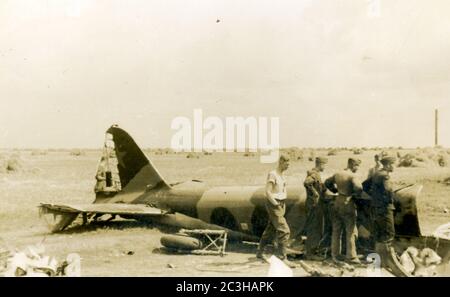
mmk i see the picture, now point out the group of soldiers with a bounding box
[256,152,398,267]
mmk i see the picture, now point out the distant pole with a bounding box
[435,109,439,147]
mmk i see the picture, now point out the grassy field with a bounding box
[0,149,449,276]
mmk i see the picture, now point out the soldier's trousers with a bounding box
[304,197,323,255]
[319,199,332,249]
[331,197,358,260]
[373,208,395,243]
[259,200,291,257]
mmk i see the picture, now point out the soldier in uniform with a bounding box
[367,154,381,180]
[303,157,328,260]
[363,155,397,265]
[360,151,390,252]
[324,158,362,264]
[94,156,108,193]
[257,154,295,267]
[367,151,388,180]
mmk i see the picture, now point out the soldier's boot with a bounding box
[375,242,388,264]
[277,255,296,269]
[278,245,296,268]
[256,242,268,261]
[281,258,296,269]
[305,250,325,261]
[347,257,361,265]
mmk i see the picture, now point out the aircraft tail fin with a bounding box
[101,125,170,195]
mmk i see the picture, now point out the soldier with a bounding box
[94,156,108,193]
[367,154,380,180]
[367,151,388,180]
[257,154,294,267]
[303,157,328,260]
[324,158,362,264]
[364,155,397,265]
[361,151,389,252]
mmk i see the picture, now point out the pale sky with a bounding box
[1,0,449,149]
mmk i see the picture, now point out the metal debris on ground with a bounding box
[399,246,442,276]
[180,229,228,256]
[1,243,80,277]
[433,222,450,240]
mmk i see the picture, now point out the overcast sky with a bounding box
[1,0,449,149]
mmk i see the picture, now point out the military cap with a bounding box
[279,154,290,162]
[348,158,361,166]
[380,155,397,165]
[315,157,328,164]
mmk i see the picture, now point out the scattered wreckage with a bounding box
[0,242,80,277]
[39,125,450,276]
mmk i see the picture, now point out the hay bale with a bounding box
[31,150,48,156]
[164,148,174,154]
[398,149,448,168]
[308,150,315,162]
[437,154,448,167]
[203,151,213,156]
[327,149,339,156]
[6,155,23,172]
[69,149,85,156]
[427,151,448,167]
[282,147,303,161]
[353,148,363,155]
[243,152,256,157]
[186,152,200,159]
[398,153,420,167]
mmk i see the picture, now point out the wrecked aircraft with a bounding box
[39,125,450,276]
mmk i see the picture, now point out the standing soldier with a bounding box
[367,154,381,180]
[361,151,389,252]
[257,154,295,267]
[94,156,108,193]
[364,155,397,264]
[303,157,328,260]
[367,151,388,180]
[324,158,362,264]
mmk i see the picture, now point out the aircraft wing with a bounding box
[39,203,165,232]
[39,203,164,216]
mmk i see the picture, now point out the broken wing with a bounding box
[39,203,165,232]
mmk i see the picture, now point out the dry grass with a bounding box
[0,149,448,276]
[69,149,86,156]
[31,150,48,156]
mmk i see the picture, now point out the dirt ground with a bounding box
[0,149,449,276]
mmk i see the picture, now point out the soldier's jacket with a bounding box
[366,169,395,211]
[94,163,107,192]
[304,168,326,203]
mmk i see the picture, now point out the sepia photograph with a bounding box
[0,0,449,281]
